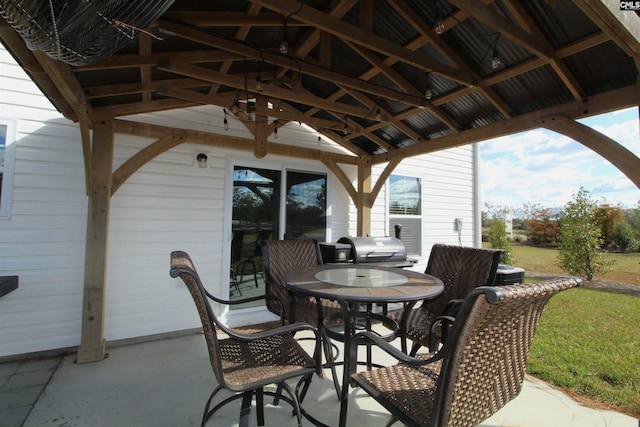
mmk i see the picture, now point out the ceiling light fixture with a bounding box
[433,0,445,35]
[279,18,289,54]
[343,116,349,135]
[256,69,263,92]
[376,105,382,121]
[230,90,240,114]
[424,73,433,100]
[247,103,254,121]
[491,33,502,69]
[434,19,445,35]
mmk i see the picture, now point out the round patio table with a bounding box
[283,264,443,427]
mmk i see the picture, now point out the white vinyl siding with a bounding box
[0,43,477,358]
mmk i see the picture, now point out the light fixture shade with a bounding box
[434,20,445,34]
[196,153,208,168]
[279,39,288,54]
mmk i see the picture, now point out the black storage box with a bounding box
[319,242,352,263]
[494,264,525,285]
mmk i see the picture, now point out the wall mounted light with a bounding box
[223,108,229,131]
[196,153,208,168]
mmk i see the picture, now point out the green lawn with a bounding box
[527,287,640,417]
[488,243,640,417]
[492,242,640,285]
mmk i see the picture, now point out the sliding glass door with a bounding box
[229,165,326,303]
[285,170,326,241]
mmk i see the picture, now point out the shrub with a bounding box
[557,188,615,280]
[487,217,514,264]
[611,221,637,252]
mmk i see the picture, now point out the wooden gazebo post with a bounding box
[356,156,372,237]
[77,112,114,363]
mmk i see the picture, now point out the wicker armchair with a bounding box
[393,244,503,355]
[261,239,345,397]
[261,239,342,326]
[169,251,321,427]
[351,277,581,427]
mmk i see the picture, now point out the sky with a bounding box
[479,107,640,214]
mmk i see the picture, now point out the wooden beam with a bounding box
[372,83,640,164]
[157,19,428,108]
[113,119,359,166]
[157,60,377,120]
[77,112,114,364]
[249,0,477,87]
[254,95,269,158]
[111,134,187,194]
[574,0,640,59]
[321,155,358,205]
[540,115,640,189]
[448,0,553,59]
[370,156,403,205]
[357,156,373,236]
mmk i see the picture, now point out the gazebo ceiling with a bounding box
[0,0,639,163]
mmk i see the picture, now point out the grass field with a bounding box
[495,243,640,417]
[498,243,640,285]
[527,287,640,417]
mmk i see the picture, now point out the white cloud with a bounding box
[480,108,640,210]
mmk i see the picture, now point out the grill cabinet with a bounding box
[335,236,414,268]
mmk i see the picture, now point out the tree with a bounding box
[594,203,625,247]
[485,204,514,265]
[611,221,637,252]
[557,188,615,280]
[522,203,559,246]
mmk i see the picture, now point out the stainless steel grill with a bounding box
[336,236,414,268]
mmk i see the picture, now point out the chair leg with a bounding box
[273,383,283,405]
[279,381,303,427]
[409,342,421,357]
[201,385,223,427]
[256,388,265,426]
[239,391,253,427]
[238,258,260,288]
[322,334,341,399]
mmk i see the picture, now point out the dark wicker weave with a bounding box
[352,277,581,427]
[392,244,502,354]
[169,251,321,427]
[261,239,342,326]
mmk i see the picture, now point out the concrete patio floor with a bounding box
[2,331,637,427]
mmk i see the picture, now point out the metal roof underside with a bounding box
[0,0,638,164]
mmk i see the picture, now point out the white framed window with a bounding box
[0,118,16,218]
[388,174,422,257]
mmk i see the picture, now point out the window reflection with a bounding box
[286,171,326,241]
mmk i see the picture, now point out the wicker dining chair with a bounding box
[261,239,342,327]
[351,277,581,427]
[261,239,345,397]
[169,250,322,427]
[392,243,503,355]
